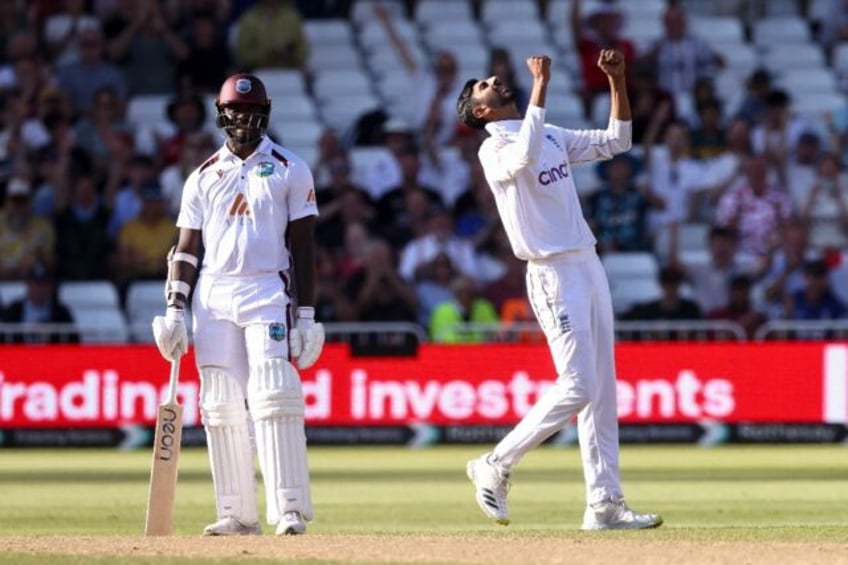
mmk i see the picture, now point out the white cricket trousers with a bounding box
[492,247,624,505]
[193,272,292,374]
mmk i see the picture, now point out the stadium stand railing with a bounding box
[438,320,749,343]
[0,323,81,344]
[10,320,848,345]
[753,320,848,341]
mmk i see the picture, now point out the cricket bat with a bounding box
[144,357,183,536]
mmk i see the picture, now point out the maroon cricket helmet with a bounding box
[215,73,272,143]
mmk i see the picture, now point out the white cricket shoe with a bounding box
[276,511,307,535]
[466,453,511,525]
[202,516,262,536]
[581,498,663,531]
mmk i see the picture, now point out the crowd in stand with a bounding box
[1,0,847,345]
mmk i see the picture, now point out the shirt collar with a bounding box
[220,136,272,162]
[485,119,524,136]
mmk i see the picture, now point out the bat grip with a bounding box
[166,356,181,405]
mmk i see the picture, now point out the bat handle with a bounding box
[166,356,181,405]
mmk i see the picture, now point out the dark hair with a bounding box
[798,131,821,146]
[747,68,772,88]
[803,258,829,278]
[709,225,737,241]
[696,97,722,115]
[766,89,790,108]
[729,274,752,289]
[659,266,685,285]
[456,78,486,130]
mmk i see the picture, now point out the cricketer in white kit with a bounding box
[457,52,662,530]
[152,73,324,536]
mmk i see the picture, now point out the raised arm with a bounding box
[373,4,418,74]
[601,49,630,122]
[479,56,550,181]
[570,0,584,52]
[559,49,631,163]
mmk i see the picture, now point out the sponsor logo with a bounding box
[227,193,250,224]
[538,162,569,186]
[235,78,252,94]
[156,406,179,461]
[343,368,735,422]
[306,188,316,204]
[268,323,287,342]
[616,370,735,419]
[0,370,199,425]
[257,161,274,177]
[0,343,837,427]
[545,133,562,150]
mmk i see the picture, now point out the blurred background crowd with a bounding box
[1,0,848,345]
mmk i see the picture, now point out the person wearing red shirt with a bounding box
[570,0,636,118]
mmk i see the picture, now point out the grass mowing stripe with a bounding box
[0,446,846,544]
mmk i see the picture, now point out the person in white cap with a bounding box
[456,51,663,530]
[152,72,323,536]
[0,177,55,280]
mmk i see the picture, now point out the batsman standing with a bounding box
[457,52,662,530]
[152,73,323,536]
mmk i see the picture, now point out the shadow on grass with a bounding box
[1,467,846,484]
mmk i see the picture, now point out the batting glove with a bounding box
[152,306,188,361]
[289,306,324,369]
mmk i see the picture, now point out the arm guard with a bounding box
[164,246,199,309]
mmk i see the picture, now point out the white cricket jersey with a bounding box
[479,105,632,261]
[177,136,318,276]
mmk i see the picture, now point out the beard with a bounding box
[226,125,262,145]
[488,86,517,108]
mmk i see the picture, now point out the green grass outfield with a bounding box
[1,445,847,564]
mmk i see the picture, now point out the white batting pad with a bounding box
[200,367,259,525]
[248,358,312,524]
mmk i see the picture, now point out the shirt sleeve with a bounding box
[556,119,632,165]
[176,170,203,230]
[287,159,319,221]
[478,105,546,182]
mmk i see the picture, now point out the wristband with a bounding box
[171,252,199,268]
[297,306,315,320]
[168,280,191,297]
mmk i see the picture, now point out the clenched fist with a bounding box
[526,55,551,82]
[597,49,626,79]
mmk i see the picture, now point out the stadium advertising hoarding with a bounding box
[0,343,846,445]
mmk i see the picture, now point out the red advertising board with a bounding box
[0,343,846,427]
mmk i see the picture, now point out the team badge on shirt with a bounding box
[558,314,571,335]
[268,323,287,341]
[257,162,274,177]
